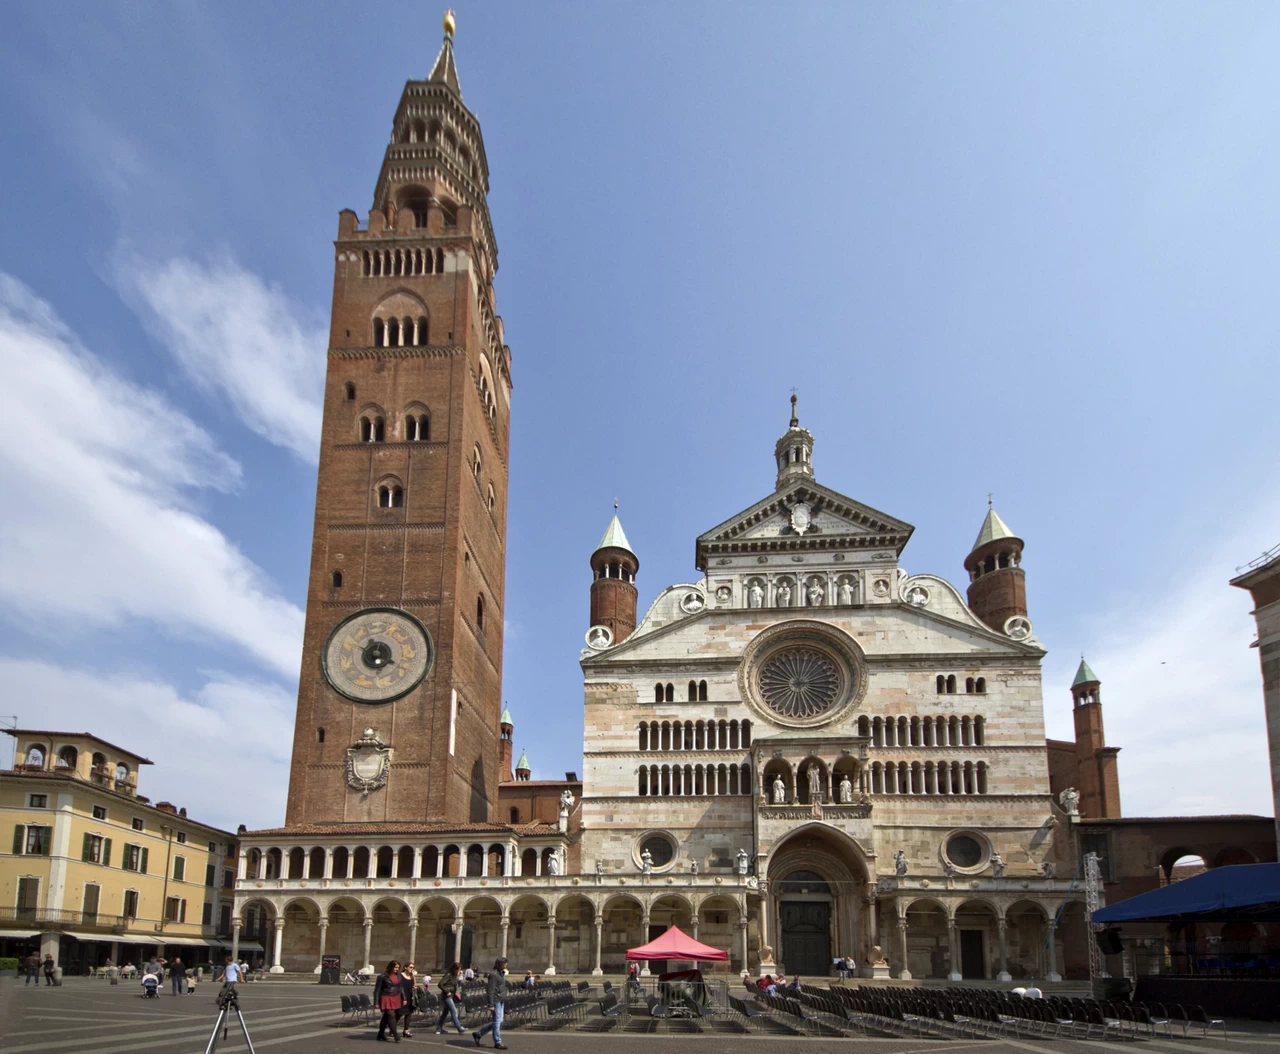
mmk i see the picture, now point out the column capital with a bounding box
[231,918,242,931]
[500,916,510,928]
[408,918,419,930]
[996,917,1008,932]
[363,918,373,929]
[547,918,557,928]
[274,917,285,930]
[318,918,329,929]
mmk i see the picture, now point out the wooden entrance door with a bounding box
[780,901,830,977]
[960,929,985,978]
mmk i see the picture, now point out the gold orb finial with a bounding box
[443,9,456,38]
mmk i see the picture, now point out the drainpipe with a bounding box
[157,824,175,939]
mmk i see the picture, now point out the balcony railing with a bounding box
[0,907,128,931]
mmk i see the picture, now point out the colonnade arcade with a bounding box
[236,888,752,976]
[241,840,568,881]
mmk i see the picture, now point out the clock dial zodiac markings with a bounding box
[324,608,433,703]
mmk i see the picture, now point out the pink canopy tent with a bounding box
[625,925,729,962]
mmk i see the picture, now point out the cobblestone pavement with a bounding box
[4,978,1279,1054]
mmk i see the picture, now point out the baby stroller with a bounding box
[141,973,160,999]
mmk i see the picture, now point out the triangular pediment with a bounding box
[695,480,914,567]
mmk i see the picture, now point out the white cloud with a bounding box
[0,274,304,677]
[118,253,325,462]
[1,659,291,832]
[1044,516,1279,819]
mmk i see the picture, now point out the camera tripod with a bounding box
[204,984,257,1054]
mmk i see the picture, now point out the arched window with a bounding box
[360,415,385,442]
[362,251,371,277]
[654,683,663,704]
[965,677,975,694]
[416,316,428,346]
[638,768,648,795]
[487,484,496,512]
[373,318,385,346]
[975,677,986,694]
[387,318,401,346]
[330,570,343,588]
[114,762,128,784]
[377,484,403,508]
[698,680,708,701]
[974,716,985,746]
[984,554,995,573]
[472,445,482,478]
[509,807,520,823]
[344,382,355,400]
[665,683,674,703]
[317,727,325,743]
[57,746,78,769]
[688,681,697,702]
[946,674,957,694]
[476,594,485,630]
[936,674,945,694]
[741,719,751,747]
[436,248,445,273]
[638,725,648,750]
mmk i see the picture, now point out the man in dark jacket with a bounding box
[24,952,40,985]
[472,956,508,1049]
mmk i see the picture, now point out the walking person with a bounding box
[42,953,56,986]
[24,951,39,985]
[170,957,186,995]
[221,955,245,985]
[472,956,508,1050]
[398,963,419,1038]
[373,960,406,1042]
[435,963,465,1035]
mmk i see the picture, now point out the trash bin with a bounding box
[52,965,64,986]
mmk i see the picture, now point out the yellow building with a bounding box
[1,730,253,972]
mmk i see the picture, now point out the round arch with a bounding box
[600,893,647,976]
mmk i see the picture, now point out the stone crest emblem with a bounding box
[789,502,813,536]
[345,728,391,792]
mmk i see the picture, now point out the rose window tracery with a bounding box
[758,648,841,719]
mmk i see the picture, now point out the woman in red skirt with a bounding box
[373,960,405,1042]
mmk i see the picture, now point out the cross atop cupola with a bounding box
[774,392,815,490]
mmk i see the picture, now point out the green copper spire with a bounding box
[515,749,530,771]
[594,513,634,556]
[972,507,1017,552]
[500,704,512,726]
[1072,657,1099,687]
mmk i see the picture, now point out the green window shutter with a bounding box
[103,838,112,868]
[39,827,52,856]
[13,825,23,855]
[140,846,149,874]
[82,832,93,862]
[180,900,187,924]
[174,856,185,882]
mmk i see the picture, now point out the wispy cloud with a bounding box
[0,659,292,832]
[1044,513,1279,819]
[0,274,304,676]
[117,252,326,462]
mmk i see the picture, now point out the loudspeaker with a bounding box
[1095,928,1124,956]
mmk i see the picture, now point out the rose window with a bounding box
[758,648,841,719]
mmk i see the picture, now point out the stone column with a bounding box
[408,919,418,969]
[545,919,557,975]
[452,920,463,966]
[412,847,422,880]
[895,912,912,980]
[231,917,242,963]
[996,918,1011,982]
[500,917,510,961]
[237,849,248,882]
[271,917,285,973]
[362,918,374,972]
[317,919,328,974]
[639,913,651,976]
[739,916,750,974]
[947,920,962,981]
[592,918,604,976]
[691,912,699,942]
[324,850,334,880]
[481,847,489,878]
[1045,917,1062,982]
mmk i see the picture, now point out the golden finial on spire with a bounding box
[443,8,456,38]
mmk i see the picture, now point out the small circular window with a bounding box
[945,833,985,870]
[639,834,674,869]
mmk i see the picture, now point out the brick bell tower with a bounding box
[589,512,639,645]
[285,12,513,827]
[1070,658,1122,819]
[963,505,1028,635]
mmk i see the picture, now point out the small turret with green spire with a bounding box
[515,748,531,781]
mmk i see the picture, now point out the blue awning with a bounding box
[1093,863,1280,923]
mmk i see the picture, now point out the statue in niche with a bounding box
[1041,861,1056,879]
[838,774,854,804]
[594,860,603,876]
[547,852,561,876]
[990,852,1006,879]
[894,850,908,877]
[641,849,653,874]
[806,764,823,802]
[776,581,792,608]
[771,775,786,804]
[736,849,749,876]
[748,583,764,609]
[1059,787,1080,816]
[689,860,698,875]
[840,579,856,606]
[807,581,825,607]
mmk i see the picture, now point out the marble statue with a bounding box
[736,849,749,876]
[894,850,908,877]
[990,852,1006,879]
[840,580,856,605]
[641,849,653,875]
[547,853,561,876]
[594,860,603,876]
[771,775,786,804]
[559,788,576,817]
[1059,787,1080,816]
[838,775,854,804]
[1041,861,1056,879]
[588,626,610,648]
[806,764,822,802]
[942,859,957,876]
[807,581,825,607]
[776,582,792,607]
[748,583,764,609]
[689,861,698,875]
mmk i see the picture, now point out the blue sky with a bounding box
[2,2,1277,833]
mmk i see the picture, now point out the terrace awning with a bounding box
[1093,863,1280,923]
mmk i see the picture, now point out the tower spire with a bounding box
[963,505,1028,635]
[428,9,462,95]
[774,392,814,490]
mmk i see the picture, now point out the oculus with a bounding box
[1003,615,1033,641]
[679,590,706,614]
[585,625,614,650]
[943,831,989,872]
[323,607,433,704]
[738,619,867,728]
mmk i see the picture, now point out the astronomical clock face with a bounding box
[322,608,433,704]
